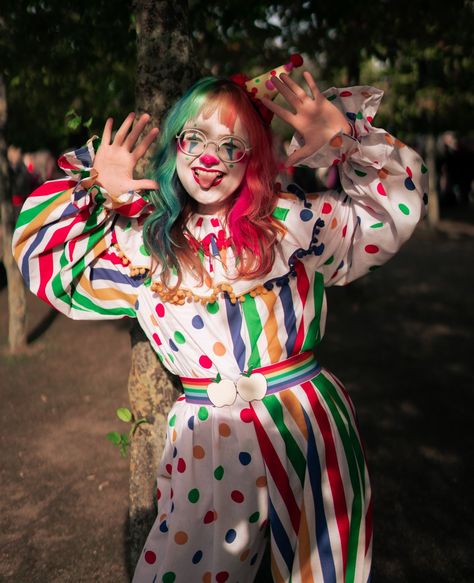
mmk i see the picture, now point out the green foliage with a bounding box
[107,407,147,458]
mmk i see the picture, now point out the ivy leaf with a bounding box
[106,431,121,445]
[83,117,93,129]
[116,407,133,423]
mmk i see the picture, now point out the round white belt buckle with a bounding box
[236,373,267,402]
[207,379,237,407]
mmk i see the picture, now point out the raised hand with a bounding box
[261,71,352,167]
[93,113,160,196]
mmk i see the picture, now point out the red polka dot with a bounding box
[331,158,341,166]
[155,303,165,317]
[342,225,347,237]
[240,408,254,423]
[211,218,220,227]
[377,182,387,196]
[216,572,229,582]
[204,510,217,524]
[156,488,161,500]
[231,490,245,503]
[177,458,186,473]
[199,355,213,369]
[152,332,162,346]
[365,244,379,254]
[339,90,353,97]
[144,550,156,564]
[367,116,373,123]
[406,165,413,178]
[322,202,332,214]
[165,463,172,475]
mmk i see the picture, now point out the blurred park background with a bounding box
[1,0,473,581]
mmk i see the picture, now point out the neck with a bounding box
[195,199,232,216]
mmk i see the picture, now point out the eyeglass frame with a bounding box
[175,128,252,164]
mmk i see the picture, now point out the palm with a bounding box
[94,113,160,196]
[262,71,352,166]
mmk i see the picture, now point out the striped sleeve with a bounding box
[12,139,152,320]
[283,85,429,286]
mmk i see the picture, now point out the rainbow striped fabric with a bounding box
[13,86,428,582]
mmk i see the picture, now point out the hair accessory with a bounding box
[230,54,304,125]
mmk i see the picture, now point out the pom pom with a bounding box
[289,54,303,68]
[229,73,250,87]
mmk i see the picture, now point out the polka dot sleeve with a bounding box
[286,85,429,286]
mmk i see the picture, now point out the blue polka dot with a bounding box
[225,529,237,543]
[192,315,204,329]
[300,209,313,222]
[192,550,203,564]
[172,446,177,458]
[169,339,179,351]
[171,502,175,513]
[159,520,168,533]
[135,300,139,309]
[346,111,357,121]
[187,416,195,430]
[405,177,416,190]
[239,452,252,465]
[250,553,258,565]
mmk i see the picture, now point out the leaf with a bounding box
[116,407,133,423]
[67,117,82,131]
[83,117,93,128]
[106,431,121,445]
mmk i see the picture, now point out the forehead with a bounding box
[183,108,248,140]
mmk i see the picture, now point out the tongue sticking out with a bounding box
[194,169,223,190]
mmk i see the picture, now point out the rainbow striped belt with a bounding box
[180,351,321,407]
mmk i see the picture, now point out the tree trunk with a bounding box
[425,133,440,227]
[0,74,27,353]
[128,0,199,568]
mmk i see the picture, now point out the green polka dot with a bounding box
[174,331,186,344]
[124,221,132,231]
[421,163,428,174]
[198,407,209,421]
[356,111,363,119]
[144,277,152,287]
[354,169,367,177]
[168,353,174,363]
[398,203,410,215]
[327,94,337,101]
[249,511,260,523]
[214,465,224,480]
[169,414,176,427]
[370,222,384,229]
[162,573,176,583]
[198,249,205,264]
[272,207,289,221]
[139,244,150,257]
[171,266,178,276]
[324,255,334,265]
[157,353,164,362]
[206,302,220,315]
[188,488,200,503]
[229,164,234,168]
[255,78,260,83]
[369,265,380,271]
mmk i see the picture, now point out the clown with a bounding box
[13,57,428,583]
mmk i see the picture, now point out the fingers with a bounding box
[278,73,308,101]
[102,118,113,146]
[261,96,296,126]
[271,75,301,110]
[302,71,321,100]
[113,112,136,146]
[286,144,314,167]
[124,113,151,151]
[133,127,160,161]
[132,179,159,191]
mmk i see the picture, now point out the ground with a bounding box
[1,221,472,583]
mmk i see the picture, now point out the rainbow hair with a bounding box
[143,77,281,289]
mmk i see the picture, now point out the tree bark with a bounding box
[425,133,440,227]
[0,73,27,353]
[128,0,199,568]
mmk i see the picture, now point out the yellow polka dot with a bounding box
[172,429,177,442]
[213,341,226,356]
[329,134,343,148]
[193,445,205,459]
[174,531,188,544]
[150,314,158,326]
[331,217,338,229]
[202,573,212,583]
[240,549,250,561]
[219,423,231,437]
[159,513,167,522]
[256,475,267,488]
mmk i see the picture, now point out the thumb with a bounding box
[285,144,315,168]
[132,179,159,191]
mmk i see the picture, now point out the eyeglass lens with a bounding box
[179,130,247,163]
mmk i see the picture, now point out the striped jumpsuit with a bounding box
[13,86,428,582]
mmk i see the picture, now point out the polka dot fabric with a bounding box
[132,396,269,583]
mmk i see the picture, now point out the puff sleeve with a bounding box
[280,86,429,286]
[12,138,152,320]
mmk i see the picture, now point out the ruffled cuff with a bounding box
[57,136,151,218]
[288,85,387,170]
